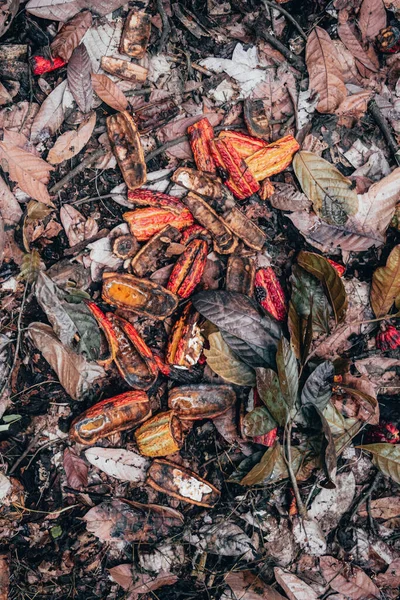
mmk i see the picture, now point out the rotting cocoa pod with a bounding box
[70,390,151,445]
[209,137,260,199]
[112,234,139,259]
[131,225,181,277]
[120,10,151,58]
[127,189,186,209]
[85,300,119,364]
[180,224,212,247]
[106,313,158,389]
[101,56,148,83]
[166,303,204,368]
[123,206,193,241]
[244,135,300,181]
[226,255,255,296]
[146,459,220,507]
[244,98,270,140]
[167,239,208,298]
[102,272,178,319]
[182,192,238,255]
[135,411,184,457]
[222,206,266,252]
[106,111,146,190]
[172,167,236,212]
[168,384,236,420]
[218,130,267,159]
[187,117,216,174]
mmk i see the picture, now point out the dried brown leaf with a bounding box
[338,22,379,74]
[274,567,318,600]
[0,82,12,106]
[91,74,128,111]
[225,571,287,600]
[0,175,22,225]
[357,443,400,484]
[306,27,347,114]
[26,0,127,21]
[67,44,93,114]
[0,102,39,138]
[320,555,380,599]
[269,182,311,212]
[63,447,88,489]
[358,496,400,519]
[359,0,387,42]
[370,244,400,318]
[50,11,92,61]
[109,564,178,599]
[335,90,372,119]
[374,558,400,589]
[59,203,98,247]
[250,67,295,140]
[0,0,19,38]
[31,80,68,143]
[0,554,9,600]
[47,112,96,165]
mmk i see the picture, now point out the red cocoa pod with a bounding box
[167,239,208,298]
[254,267,287,322]
[210,137,260,200]
[187,117,217,174]
[376,324,400,351]
[123,206,194,241]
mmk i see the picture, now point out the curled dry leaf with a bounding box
[28,322,105,400]
[0,175,22,225]
[274,567,319,600]
[338,22,379,75]
[67,44,93,114]
[59,204,98,247]
[63,447,88,489]
[85,448,150,482]
[305,27,347,114]
[240,442,280,486]
[319,555,380,599]
[50,11,93,61]
[370,244,400,318]
[91,74,128,111]
[30,80,68,143]
[357,443,400,484]
[204,331,256,386]
[47,112,96,164]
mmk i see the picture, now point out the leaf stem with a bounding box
[284,422,307,518]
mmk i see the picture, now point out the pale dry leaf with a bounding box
[370,244,400,318]
[292,518,327,556]
[0,142,54,205]
[108,564,133,591]
[127,569,178,599]
[359,0,387,42]
[250,67,295,140]
[0,82,12,106]
[0,102,39,138]
[0,175,22,225]
[85,448,150,482]
[81,18,126,74]
[338,22,379,74]
[374,558,400,589]
[67,44,93,114]
[47,112,96,165]
[225,571,287,600]
[59,203,98,247]
[269,182,312,212]
[0,0,19,38]
[305,27,347,114]
[0,473,12,503]
[50,10,92,61]
[63,447,88,489]
[335,90,372,120]
[320,555,380,599]
[358,496,400,519]
[355,355,400,396]
[138,544,186,574]
[26,0,128,21]
[274,567,319,600]
[91,74,128,111]
[184,521,255,558]
[308,471,355,532]
[333,40,364,85]
[28,322,105,400]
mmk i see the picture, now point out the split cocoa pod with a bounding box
[166,303,204,368]
[135,411,184,457]
[168,384,236,420]
[70,390,151,445]
[106,111,146,190]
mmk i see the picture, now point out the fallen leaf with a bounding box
[305,27,347,114]
[243,406,277,437]
[308,471,355,532]
[59,204,98,247]
[0,175,22,225]
[0,553,9,600]
[292,517,327,556]
[335,90,372,121]
[374,558,400,589]
[108,564,133,591]
[109,564,178,599]
[91,74,129,111]
[30,80,68,143]
[67,44,93,114]
[358,496,400,519]
[26,0,127,21]
[274,567,319,600]
[0,82,12,106]
[256,368,288,425]
[0,102,39,138]
[85,448,150,482]
[50,11,92,61]
[301,362,335,411]
[225,570,287,600]
[47,112,96,164]
[359,0,387,42]
[240,442,280,485]
[357,444,400,484]
[269,182,311,212]
[0,0,19,38]
[370,244,400,318]
[338,22,379,75]
[28,322,104,400]
[320,555,380,599]
[82,18,126,73]
[63,447,88,489]
[184,521,255,557]
[276,337,298,408]
[204,331,256,386]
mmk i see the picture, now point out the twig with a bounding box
[369,99,400,167]
[63,228,110,256]
[284,422,307,518]
[262,0,307,40]
[348,471,381,523]
[156,0,171,53]
[257,29,306,71]
[49,148,106,195]
[166,54,213,76]
[8,426,45,475]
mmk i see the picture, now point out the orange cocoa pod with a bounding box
[168,384,236,420]
[120,10,151,58]
[218,129,267,158]
[102,272,178,319]
[123,206,194,241]
[146,459,220,507]
[106,111,146,190]
[135,411,184,457]
[166,304,204,368]
[167,238,208,298]
[254,267,287,322]
[245,134,300,181]
[127,189,186,209]
[180,224,212,246]
[131,225,181,277]
[187,117,216,174]
[70,390,151,445]
[85,300,120,364]
[209,137,260,199]
[226,255,255,296]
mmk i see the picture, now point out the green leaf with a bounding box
[204,332,256,386]
[318,407,337,487]
[242,406,276,437]
[276,337,298,408]
[357,444,400,484]
[0,414,21,432]
[268,445,304,484]
[240,442,280,486]
[301,361,335,411]
[290,265,330,333]
[323,403,358,435]
[293,151,358,226]
[256,368,288,426]
[297,251,348,323]
[370,244,400,318]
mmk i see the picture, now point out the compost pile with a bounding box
[0,0,400,598]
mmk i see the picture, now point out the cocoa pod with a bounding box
[244,98,270,140]
[226,255,255,296]
[167,239,208,298]
[106,111,146,190]
[172,167,236,212]
[101,56,148,82]
[146,459,220,507]
[218,129,267,158]
[222,206,266,251]
[102,272,178,319]
[120,10,151,58]
[135,411,184,457]
[245,135,300,181]
[123,206,194,241]
[127,189,187,209]
[168,384,236,420]
[187,117,216,174]
[254,267,287,322]
[166,303,204,368]
[112,234,139,259]
[210,137,260,199]
[70,390,151,444]
[131,225,181,277]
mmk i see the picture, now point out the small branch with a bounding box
[8,426,45,475]
[156,0,171,53]
[257,29,306,71]
[284,422,307,518]
[63,228,109,256]
[348,471,381,523]
[262,0,307,40]
[49,148,106,195]
[369,99,400,167]
[166,54,213,76]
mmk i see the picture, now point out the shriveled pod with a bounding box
[131,225,181,277]
[226,255,255,296]
[172,167,236,211]
[101,56,148,83]
[167,239,208,298]
[166,303,204,368]
[123,206,194,241]
[222,206,266,251]
[146,459,220,507]
[168,384,236,420]
[102,272,178,319]
[70,390,151,445]
[180,224,212,247]
[120,10,151,58]
[135,411,184,457]
[106,111,146,190]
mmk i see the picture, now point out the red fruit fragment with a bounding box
[32,55,66,75]
[376,324,400,351]
[254,267,287,321]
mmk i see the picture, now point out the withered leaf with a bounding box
[338,22,379,74]
[256,368,288,426]
[50,11,92,61]
[47,112,96,165]
[276,337,298,409]
[59,203,98,247]
[274,567,319,600]
[91,74,129,111]
[30,80,68,143]
[0,82,12,106]
[359,0,387,41]
[293,151,358,226]
[243,406,277,438]
[305,27,347,114]
[204,331,256,386]
[63,447,88,490]
[370,244,400,318]
[184,521,255,557]
[221,330,275,369]
[26,0,127,21]
[301,361,335,411]
[269,182,311,212]
[0,0,19,38]
[225,570,287,600]
[0,174,22,225]
[28,322,104,400]
[320,555,380,599]
[67,44,93,114]
[85,448,150,483]
[358,496,400,520]
[357,443,400,484]
[240,442,280,486]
